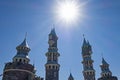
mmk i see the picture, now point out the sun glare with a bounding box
[59,1,78,22]
[55,0,83,24]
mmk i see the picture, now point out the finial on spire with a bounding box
[16,33,30,49]
[70,73,72,77]
[25,32,27,40]
[101,53,107,65]
[82,34,87,46]
[83,34,85,38]
[50,27,56,36]
[68,72,74,80]
[69,68,72,75]
[53,24,55,28]
[69,69,72,78]
[101,53,103,58]
[83,34,86,41]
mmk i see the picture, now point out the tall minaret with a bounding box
[45,28,60,80]
[98,58,118,80]
[81,38,96,80]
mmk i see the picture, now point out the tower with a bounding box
[13,37,30,63]
[2,37,40,80]
[68,73,74,80]
[45,28,60,80]
[98,58,118,80]
[81,38,96,80]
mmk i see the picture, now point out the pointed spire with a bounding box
[13,34,30,63]
[102,57,109,65]
[87,40,90,45]
[50,28,56,36]
[19,38,29,48]
[68,73,74,80]
[17,33,29,48]
[69,73,73,78]
[82,35,92,48]
[83,38,87,44]
[16,33,31,53]
[82,34,87,46]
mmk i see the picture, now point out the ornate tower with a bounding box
[13,37,30,63]
[68,73,74,80]
[98,58,118,80]
[81,38,96,80]
[45,28,60,80]
[2,37,41,80]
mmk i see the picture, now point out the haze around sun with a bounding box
[54,0,84,25]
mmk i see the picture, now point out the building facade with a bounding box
[2,37,42,80]
[1,29,118,80]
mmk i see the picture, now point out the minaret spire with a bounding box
[82,34,87,46]
[81,37,96,80]
[13,34,30,64]
[25,32,27,40]
[98,57,118,80]
[45,28,60,80]
[68,73,74,80]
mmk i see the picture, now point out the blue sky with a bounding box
[0,0,120,80]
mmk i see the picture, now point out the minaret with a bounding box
[13,37,30,63]
[45,28,60,80]
[100,58,112,77]
[2,36,41,80]
[68,73,74,80]
[81,37,96,80]
[98,58,118,80]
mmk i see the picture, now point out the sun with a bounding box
[58,1,78,22]
[55,0,82,24]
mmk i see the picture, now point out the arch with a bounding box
[53,65,55,69]
[49,65,51,69]
[16,59,18,62]
[23,59,26,63]
[19,59,22,62]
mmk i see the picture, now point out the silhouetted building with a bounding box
[81,38,96,80]
[1,28,118,80]
[45,28,60,80]
[98,58,118,80]
[2,37,42,80]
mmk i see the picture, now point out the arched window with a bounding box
[23,60,26,63]
[56,66,58,70]
[53,66,55,69]
[16,59,18,62]
[19,59,22,62]
[49,65,51,69]
[87,72,89,75]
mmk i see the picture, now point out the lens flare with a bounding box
[55,0,83,24]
